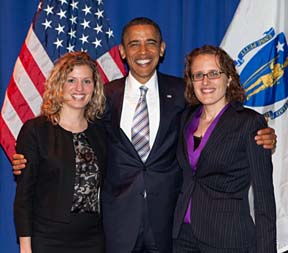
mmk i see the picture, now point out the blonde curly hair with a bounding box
[41,51,105,124]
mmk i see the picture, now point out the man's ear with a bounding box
[160,41,166,57]
[119,44,126,59]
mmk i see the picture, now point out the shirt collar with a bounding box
[126,71,158,97]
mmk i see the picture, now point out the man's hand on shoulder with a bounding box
[12,154,27,175]
[255,127,277,150]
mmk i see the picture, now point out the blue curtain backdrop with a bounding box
[0,0,239,251]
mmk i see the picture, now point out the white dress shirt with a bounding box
[120,71,160,153]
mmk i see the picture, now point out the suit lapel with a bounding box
[196,103,243,172]
[179,107,199,175]
[149,73,178,154]
[109,79,125,130]
[107,77,141,158]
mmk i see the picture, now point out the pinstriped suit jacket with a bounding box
[173,102,276,252]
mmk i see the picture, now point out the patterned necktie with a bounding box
[131,86,150,162]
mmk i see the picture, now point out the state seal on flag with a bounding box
[235,28,288,120]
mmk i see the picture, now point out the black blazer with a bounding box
[173,102,276,252]
[101,72,186,253]
[14,116,107,236]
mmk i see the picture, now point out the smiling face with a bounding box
[119,24,166,84]
[62,64,94,113]
[191,54,230,109]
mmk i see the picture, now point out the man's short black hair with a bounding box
[121,17,163,44]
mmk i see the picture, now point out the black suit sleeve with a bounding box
[14,119,40,236]
[247,114,276,253]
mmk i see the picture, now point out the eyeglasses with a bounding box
[191,70,225,81]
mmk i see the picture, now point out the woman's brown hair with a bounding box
[184,45,245,106]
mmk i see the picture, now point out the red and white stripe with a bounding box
[0,26,125,160]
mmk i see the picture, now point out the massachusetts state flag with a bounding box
[221,0,288,252]
[0,0,126,161]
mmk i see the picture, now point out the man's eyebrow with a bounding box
[146,38,158,43]
[126,40,140,46]
[126,38,158,46]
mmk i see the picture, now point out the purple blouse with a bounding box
[184,104,230,223]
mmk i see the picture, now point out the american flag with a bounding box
[0,0,126,160]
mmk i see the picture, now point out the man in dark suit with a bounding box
[101,17,185,253]
[12,17,277,253]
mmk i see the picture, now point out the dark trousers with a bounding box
[173,223,255,253]
[132,197,160,253]
[32,213,105,253]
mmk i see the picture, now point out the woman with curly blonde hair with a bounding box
[14,51,107,253]
[41,51,105,124]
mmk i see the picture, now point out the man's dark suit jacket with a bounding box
[14,116,107,236]
[102,72,185,253]
[173,102,276,252]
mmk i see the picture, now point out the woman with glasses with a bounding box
[173,45,276,253]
